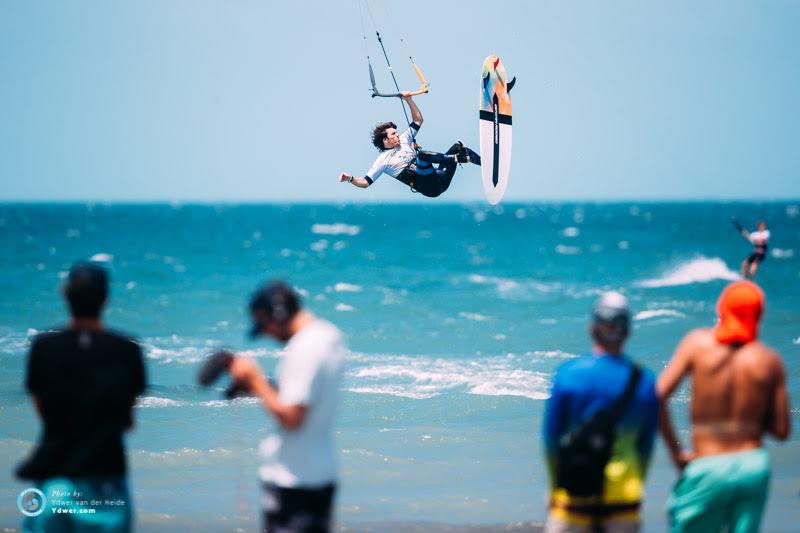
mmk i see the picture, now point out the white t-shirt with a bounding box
[364,123,419,183]
[259,319,346,488]
[748,230,770,247]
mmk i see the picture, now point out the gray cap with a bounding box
[592,291,630,328]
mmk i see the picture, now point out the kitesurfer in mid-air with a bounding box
[736,219,770,279]
[339,92,480,197]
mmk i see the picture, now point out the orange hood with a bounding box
[714,281,764,344]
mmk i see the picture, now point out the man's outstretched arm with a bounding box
[339,172,371,188]
[402,92,423,126]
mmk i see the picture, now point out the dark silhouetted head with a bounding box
[64,262,109,319]
[249,281,301,342]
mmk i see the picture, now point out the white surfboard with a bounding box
[479,55,514,205]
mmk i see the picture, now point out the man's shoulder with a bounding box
[30,329,69,354]
[682,327,717,350]
[555,355,653,387]
[102,328,140,344]
[741,340,781,366]
[553,355,606,385]
[291,319,344,350]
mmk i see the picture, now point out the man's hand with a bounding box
[673,449,697,472]
[339,172,352,183]
[228,357,262,391]
[399,91,413,100]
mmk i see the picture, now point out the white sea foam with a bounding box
[786,205,799,218]
[143,337,276,364]
[89,253,113,263]
[555,244,581,255]
[468,274,521,292]
[200,397,260,408]
[311,223,361,236]
[0,330,32,354]
[379,287,407,305]
[335,303,355,312]
[793,337,800,345]
[310,239,329,252]
[634,309,687,321]
[467,274,559,300]
[334,283,362,292]
[131,447,239,467]
[524,350,577,359]
[137,396,260,409]
[346,385,437,400]
[145,345,207,364]
[637,257,739,288]
[561,227,580,238]
[347,354,550,400]
[458,312,490,322]
[772,248,794,259]
[138,396,185,408]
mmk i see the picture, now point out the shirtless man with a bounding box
[657,281,790,532]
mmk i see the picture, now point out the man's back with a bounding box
[260,319,346,488]
[21,328,146,479]
[544,355,659,520]
[677,328,786,455]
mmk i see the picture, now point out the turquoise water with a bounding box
[1,202,798,530]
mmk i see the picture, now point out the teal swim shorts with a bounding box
[667,448,770,533]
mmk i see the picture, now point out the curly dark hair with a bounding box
[371,121,397,151]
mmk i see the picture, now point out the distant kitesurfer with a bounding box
[736,219,770,279]
[339,92,480,197]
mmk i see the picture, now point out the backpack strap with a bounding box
[607,364,642,425]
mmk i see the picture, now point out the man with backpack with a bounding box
[543,292,659,532]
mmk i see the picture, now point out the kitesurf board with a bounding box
[479,55,513,205]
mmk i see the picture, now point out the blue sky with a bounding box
[1,1,799,202]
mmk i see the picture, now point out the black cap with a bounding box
[68,261,109,291]
[248,281,300,338]
[64,261,109,318]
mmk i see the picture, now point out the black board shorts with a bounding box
[395,163,446,198]
[262,483,335,533]
[747,247,767,265]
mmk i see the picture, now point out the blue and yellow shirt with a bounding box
[543,354,659,525]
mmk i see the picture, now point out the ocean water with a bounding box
[0,202,798,531]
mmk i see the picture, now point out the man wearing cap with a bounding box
[17,262,147,532]
[543,292,659,533]
[228,281,346,533]
[657,281,790,532]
